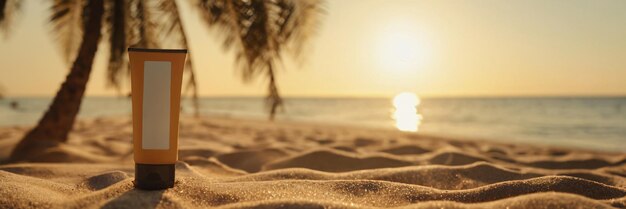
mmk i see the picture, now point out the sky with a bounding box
[1,0,625,98]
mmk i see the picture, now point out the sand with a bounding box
[0,116,625,208]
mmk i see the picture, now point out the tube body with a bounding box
[128,48,186,190]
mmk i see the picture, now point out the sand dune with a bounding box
[0,116,625,208]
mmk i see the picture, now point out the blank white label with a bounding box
[142,61,171,150]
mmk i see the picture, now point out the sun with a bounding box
[381,34,418,68]
[377,22,429,73]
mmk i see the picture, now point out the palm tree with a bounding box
[5,0,200,161]
[7,0,105,161]
[5,0,323,162]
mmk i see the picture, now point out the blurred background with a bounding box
[1,0,625,152]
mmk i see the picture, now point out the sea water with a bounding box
[1,96,625,152]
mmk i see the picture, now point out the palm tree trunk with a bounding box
[9,0,104,162]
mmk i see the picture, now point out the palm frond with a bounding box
[49,0,86,64]
[0,0,22,37]
[104,0,162,94]
[104,0,127,92]
[275,0,325,58]
[0,0,6,23]
[127,0,158,48]
[194,0,252,79]
[193,0,324,119]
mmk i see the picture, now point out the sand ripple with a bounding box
[0,116,624,208]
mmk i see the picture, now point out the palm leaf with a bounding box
[193,0,324,119]
[49,0,86,64]
[275,0,325,57]
[104,0,127,92]
[0,0,22,37]
[127,0,159,48]
[0,0,6,22]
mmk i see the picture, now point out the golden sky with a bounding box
[1,0,626,97]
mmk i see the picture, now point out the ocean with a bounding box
[1,96,625,152]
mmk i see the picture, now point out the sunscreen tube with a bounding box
[128,48,187,190]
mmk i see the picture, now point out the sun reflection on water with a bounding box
[391,92,422,132]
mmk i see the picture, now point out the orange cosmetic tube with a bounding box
[128,48,187,190]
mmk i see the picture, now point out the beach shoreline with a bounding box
[0,116,625,208]
[3,96,625,152]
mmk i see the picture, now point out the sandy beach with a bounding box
[0,116,623,208]
[2,0,626,208]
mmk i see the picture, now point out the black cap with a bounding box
[135,164,175,190]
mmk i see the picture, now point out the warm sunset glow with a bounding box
[379,34,418,71]
[378,22,428,72]
[392,92,422,132]
[1,1,625,97]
